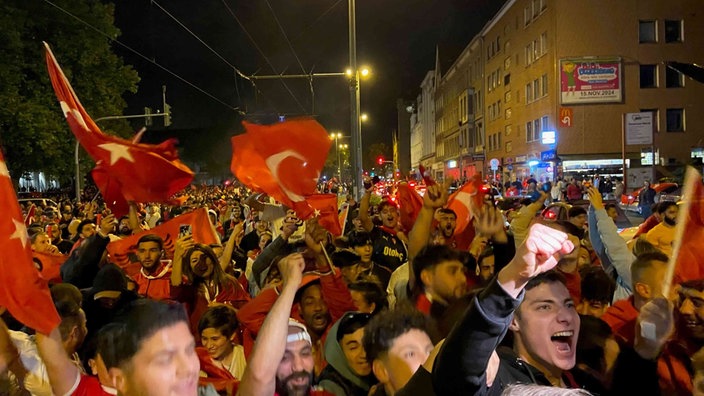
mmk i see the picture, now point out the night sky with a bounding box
[111,0,506,164]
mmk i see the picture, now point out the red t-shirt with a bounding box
[68,373,115,395]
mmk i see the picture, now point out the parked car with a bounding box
[18,198,58,209]
[620,183,678,213]
[541,199,633,229]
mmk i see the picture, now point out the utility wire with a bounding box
[291,0,344,45]
[42,0,243,114]
[221,0,308,114]
[151,0,250,82]
[265,0,307,75]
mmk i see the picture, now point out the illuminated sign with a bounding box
[541,130,556,145]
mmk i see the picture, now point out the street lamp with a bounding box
[330,133,350,182]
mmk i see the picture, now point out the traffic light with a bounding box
[377,156,384,165]
[163,103,172,127]
[144,107,153,126]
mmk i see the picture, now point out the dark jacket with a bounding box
[61,233,110,288]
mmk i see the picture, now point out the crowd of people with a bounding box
[0,174,700,396]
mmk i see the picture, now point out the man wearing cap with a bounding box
[239,253,333,396]
[82,264,140,337]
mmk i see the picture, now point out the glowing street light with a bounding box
[360,113,368,122]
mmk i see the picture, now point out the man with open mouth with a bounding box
[433,222,583,394]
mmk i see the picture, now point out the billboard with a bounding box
[560,58,622,105]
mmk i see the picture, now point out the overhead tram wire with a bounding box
[150,0,280,114]
[265,0,314,115]
[42,0,242,114]
[290,0,344,45]
[221,0,309,115]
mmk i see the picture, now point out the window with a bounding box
[505,124,512,136]
[505,91,512,103]
[526,83,533,103]
[541,74,548,96]
[532,0,540,17]
[505,108,512,119]
[496,36,501,52]
[497,101,501,115]
[541,0,547,12]
[640,108,660,132]
[504,73,511,86]
[525,43,534,65]
[524,6,531,26]
[665,20,683,43]
[534,119,541,140]
[506,141,513,153]
[526,121,534,142]
[498,132,502,150]
[666,67,684,88]
[640,65,658,88]
[540,32,548,55]
[541,116,549,131]
[533,39,540,59]
[534,79,540,99]
[639,20,657,43]
[666,108,684,132]
[488,75,493,92]
[504,56,511,70]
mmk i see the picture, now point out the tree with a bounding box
[0,0,140,185]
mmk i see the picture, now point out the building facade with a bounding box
[411,0,704,189]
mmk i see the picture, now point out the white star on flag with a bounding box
[0,160,9,178]
[313,209,321,217]
[10,219,29,249]
[98,143,134,165]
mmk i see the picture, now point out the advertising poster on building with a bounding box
[559,58,622,105]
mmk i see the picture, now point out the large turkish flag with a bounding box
[44,43,194,217]
[0,150,61,334]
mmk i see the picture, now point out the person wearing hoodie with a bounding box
[81,263,141,338]
[318,312,377,396]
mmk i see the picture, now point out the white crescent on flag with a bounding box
[265,150,308,202]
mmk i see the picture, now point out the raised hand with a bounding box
[174,234,195,259]
[279,253,305,288]
[498,223,574,298]
[586,187,604,210]
[473,204,505,237]
[99,213,116,235]
[304,218,328,254]
[423,180,450,209]
[635,297,674,360]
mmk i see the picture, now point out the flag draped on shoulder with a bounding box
[0,150,60,334]
[44,43,194,217]
[230,119,332,219]
[446,175,484,235]
[665,166,704,289]
[107,208,218,279]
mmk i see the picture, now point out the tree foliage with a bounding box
[0,0,139,184]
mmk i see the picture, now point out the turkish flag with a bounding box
[306,194,342,236]
[44,43,194,217]
[397,183,423,232]
[447,175,485,235]
[230,120,332,219]
[667,167,704,286]
[107,208,219,279]
[338,203,350,235]
[33,251,67,284]
[24,204,37,226]
[0,150,61,334]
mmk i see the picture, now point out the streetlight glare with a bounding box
[346,68,353,76]
[360,113,368,122]
[360,67,370,77]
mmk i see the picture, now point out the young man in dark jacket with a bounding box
[432,222,579,395]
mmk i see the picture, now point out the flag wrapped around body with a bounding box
[664,166,704,292]
[230,119,332,220]
[107,208,219,279]
[44,43,194,217]
[0,150,61,334]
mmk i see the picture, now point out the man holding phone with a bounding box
[133,234,191,301]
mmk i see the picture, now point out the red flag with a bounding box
[32,251,67,284]
[24,204,37,226]
[306,194,342,236]
[107,208,219,279]
[397,183,424,232]
[338,203,350,236]
[230,120,332,218]
[446,175,484,235]
[0,150,61,334]
[44,43,193,217]
[665,167,704,289]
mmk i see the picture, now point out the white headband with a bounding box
[287,319,312,345]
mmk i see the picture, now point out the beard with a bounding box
[664,217,677,226]
[275,371,313,396]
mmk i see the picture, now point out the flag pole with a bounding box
[661,166,698,298]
